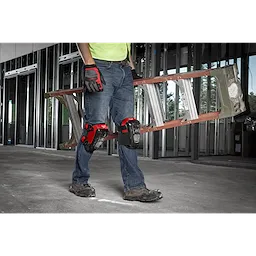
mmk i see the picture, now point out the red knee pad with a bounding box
[118,118,140,148]
[81,123,109,153]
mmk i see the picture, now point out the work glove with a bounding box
[131,69,142,80]
[82,64,105,92]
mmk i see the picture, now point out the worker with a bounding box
[69,43,163,202]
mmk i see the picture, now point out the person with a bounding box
[69,43,163,202]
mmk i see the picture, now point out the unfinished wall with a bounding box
[0,40,59,63]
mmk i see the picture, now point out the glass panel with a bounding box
[16,76,27,144]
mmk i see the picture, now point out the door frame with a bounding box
[3,64,37,147]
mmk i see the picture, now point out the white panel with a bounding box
[0,43,56,63]
[15,43,33,57]
[0,43,16,63]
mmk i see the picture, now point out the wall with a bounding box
[164,43,256,70]
[0,43,55,64]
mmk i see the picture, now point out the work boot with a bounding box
[123,187,163,202]
[69,183,96,197]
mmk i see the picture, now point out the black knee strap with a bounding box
[118,118,140,148]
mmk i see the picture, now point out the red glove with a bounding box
[83,64,105,92]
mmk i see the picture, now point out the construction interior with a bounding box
[0,43,256,213]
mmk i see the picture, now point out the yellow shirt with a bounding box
[89,43,131,61]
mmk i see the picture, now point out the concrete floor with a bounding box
[0,146,256,213]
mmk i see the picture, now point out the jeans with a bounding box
[72,59,146,192]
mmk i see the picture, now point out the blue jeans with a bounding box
[72,59,146,192]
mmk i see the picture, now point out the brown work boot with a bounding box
[123,187,163,202]
[69,183,96,197]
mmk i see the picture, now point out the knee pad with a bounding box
[118,118,140,148]
[81,123,109,153]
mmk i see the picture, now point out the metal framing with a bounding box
[214,43,221,155]
[173,43,180,157]
[191,43,202,160]
[161,43,168,157]
[3,64,37,147]
[43,48,48,148]
[25,75,30,145]
[185,44,192,156]
[35,51,41,148]
[54,44,60,150]
[0,63,2,145]
[143,43,150,157]
[0,43,253,159]
[146,40,160,159]
[205,43,212,155]
[1,63,6,145]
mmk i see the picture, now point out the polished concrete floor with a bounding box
[0,146,256,213]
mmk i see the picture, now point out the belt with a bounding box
[95,58,128,65]
[111,59,128,65]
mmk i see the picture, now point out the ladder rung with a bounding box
[176,79,199,121]
[143,83,165,127]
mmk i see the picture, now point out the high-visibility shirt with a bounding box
[89,43,131,61]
